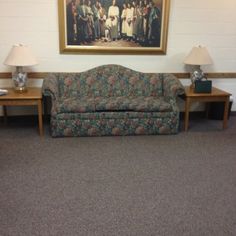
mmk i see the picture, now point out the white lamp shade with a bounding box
[184,46,213,65]
[4,44,38,67]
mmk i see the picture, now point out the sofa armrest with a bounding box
[42,73,59,100]
[163,74,185,98]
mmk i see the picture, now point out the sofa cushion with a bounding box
[130,97,172,112]
[94,96,172,112]
[95,97,131,111]
[56,97,95,113]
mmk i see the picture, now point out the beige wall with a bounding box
[0,0,236,115]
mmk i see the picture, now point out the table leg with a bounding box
[223,97,229,129]
[3,105,7,124]
[184,98,190,131]
[37,99,43,136]
[43,96,47,123]
[205,102,210,119]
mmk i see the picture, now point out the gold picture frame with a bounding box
[58,0,170,54]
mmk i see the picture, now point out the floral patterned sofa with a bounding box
[43,64,184,137]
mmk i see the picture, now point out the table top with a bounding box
[0,87,42,100]
[185,86,231,98]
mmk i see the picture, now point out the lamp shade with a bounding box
[184,46,213,65]
[4,44,38,67]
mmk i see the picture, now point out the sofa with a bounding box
[42,64,184,137]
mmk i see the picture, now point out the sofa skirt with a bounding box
[50,111,180,137]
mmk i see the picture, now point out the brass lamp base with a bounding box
[14,86,28,93]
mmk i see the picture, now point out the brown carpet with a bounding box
[0,116,236,236]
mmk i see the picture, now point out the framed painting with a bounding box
[58,0,170,54]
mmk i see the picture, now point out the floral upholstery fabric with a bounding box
[42,64,185,137]
[55,111,177,120]
[50,116,178,137]
[54,96,172,113]
[57,65,163,98]
[56,97,95,113]
[94,96,172,112]
[94,96,131,111]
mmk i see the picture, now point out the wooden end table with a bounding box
[0,87,43,136]
[184,86,231,131]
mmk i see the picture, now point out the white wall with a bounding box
[0,0,236,115]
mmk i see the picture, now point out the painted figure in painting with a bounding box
[93,1,101,39]
[66,0,78,44]
[108,0,120,40]
[77,0,89,44]
[148,0,161,46]
[121,3,127,39]
[98,2,106,37]
[125,2,133,41]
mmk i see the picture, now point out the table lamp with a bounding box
[184,46,213,87]
[4,44,38,92]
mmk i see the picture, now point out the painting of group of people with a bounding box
[66,0,164,46]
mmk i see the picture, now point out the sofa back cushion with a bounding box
[57,65,163,98]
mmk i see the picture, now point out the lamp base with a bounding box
[14,86,28,93]
[190,65,206,88]
[12,70,28,93]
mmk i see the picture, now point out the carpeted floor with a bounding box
[0,116,236,236]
